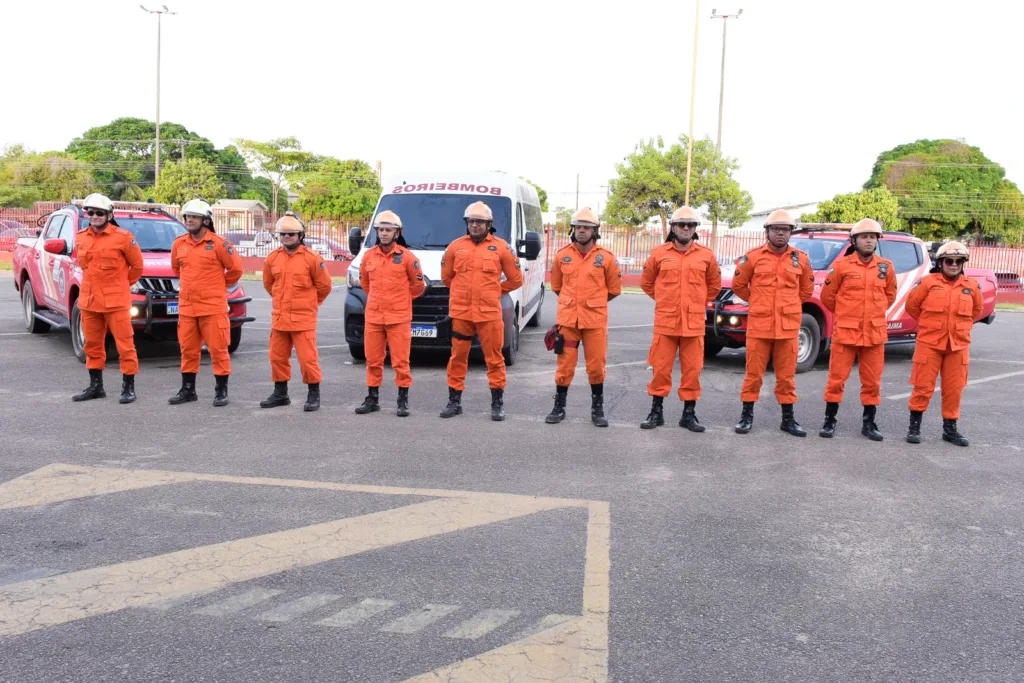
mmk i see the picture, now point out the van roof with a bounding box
[381,171,540,207]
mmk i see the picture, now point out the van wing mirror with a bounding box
[348,226,364,256]
[43,238,67,255]
[518,231,542,261]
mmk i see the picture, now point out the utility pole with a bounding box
[684,0,701,206]
[141,5,176,189]
[575,173,580,211]
[711,8,742,151]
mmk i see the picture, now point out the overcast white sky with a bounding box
[2,0,1021,212]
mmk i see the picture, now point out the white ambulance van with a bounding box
[343,172,545,365]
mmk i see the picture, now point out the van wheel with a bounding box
[349,343,366,361]
[796,313,821,373]
[22,281,50,333]
[525,288,543,328]
[228,326,242,353]
[503,320,519,366]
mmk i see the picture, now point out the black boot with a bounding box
[906,410,923,444]
[304,383,321,412]
[591,384,608,428]
[213,375,229,407]
[819,402,839,438]
[861,405,883,441]
[439,387,463,418]
[72,369,106,402]
[734,401,754,434]
[490,388,506,421]
[942,418,969,447]
[354,386,380,414]
[640,396,665,430]
[396,387,409,417]
[260,381,290,408]
[118,374,136,404]
[168,372,197,405]
[679,400,705,433]
[780,403,807,437]
[545,386,568,424]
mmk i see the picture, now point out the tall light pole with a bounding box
[140,5,176,189]
[711,8,742,151]
[684,0,701,206]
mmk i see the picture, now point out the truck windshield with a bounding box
[78,216,187,252]
[367,194,513,250]
[790,238,847,270]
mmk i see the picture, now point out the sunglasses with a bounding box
[767,226,792,234]
[940,258,966,266]
[86,210,108,217]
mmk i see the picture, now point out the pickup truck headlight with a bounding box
[347,265,360,290]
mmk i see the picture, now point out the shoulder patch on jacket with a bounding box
[962,288,971,294]
[562,256,572,263]
[319,261,325,270]
[130,239,138,247]
[736,255,748,266]
[488,245,497,251]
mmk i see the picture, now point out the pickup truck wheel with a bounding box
[228,326,242,353]
[71,302,87,363]
[796,313,821,373]
[22,281,50,333]
[704,337,724,358]
[349,344,365,361]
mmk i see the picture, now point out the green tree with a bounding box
[864,138,1024,241]
[604,135,752,234]
[552,206,574,226]
[0,145,93,206]
[151,158,225,206]
[289,157,381,218]
[801,187,903,229]
[240,177,283,211]
[232,137,313,215]
[521,178,549,211]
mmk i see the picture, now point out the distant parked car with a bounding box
[0,220,34,251]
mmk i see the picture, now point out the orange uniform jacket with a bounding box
[732,244,815,339]
[906,273,983,351]
[360,244,426,324]
[641,242,722,337]
[263,245,333,331]
[441,233,523,322]
[76,226,144,312]
[550,243,621,329]
[820,252,898,346]
[172,231,244,317]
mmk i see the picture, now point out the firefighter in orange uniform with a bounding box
[352,210,425,417]
[731,209,815,436]
[904,241,982,447]
[168,199,244,407]
[638,206,722,431]
[439,201,524,421]
[259,214,333,412]
[819,218,897,440]
[72,193,144,404]
[545,207,621,427]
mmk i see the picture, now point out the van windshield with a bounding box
[368,194,513,250]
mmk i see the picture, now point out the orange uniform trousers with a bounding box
[82,309,138,375]
[365,322,412,388]
[824,343,885,405]
[741,337,798,404]
[647,334,704,400]
[447,318,505,390]
[908,343,969,419]
[555,326,607,387]
[179,313,231,376]
[270,329,321,384]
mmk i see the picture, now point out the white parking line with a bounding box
[887,370,1024,400]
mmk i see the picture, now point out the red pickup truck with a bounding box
[13,202,255,362]
[705,227,998,372]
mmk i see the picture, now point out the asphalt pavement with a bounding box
[1,272,1023,682]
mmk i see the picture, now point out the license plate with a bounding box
[166,302,179,315]
[410,325,437,338]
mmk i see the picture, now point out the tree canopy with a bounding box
[232,137,313,215]
[289,157,381,218]
[521,178,548,211]
[864,139,1024,241]
[149,158,225,206]
[0,145,93,207]
[801,187,902,229]
[604,135,753,233]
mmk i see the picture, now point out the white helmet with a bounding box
[82,193,114,213]
[181,198,213,218]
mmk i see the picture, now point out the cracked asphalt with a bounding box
[1,272,1023,682]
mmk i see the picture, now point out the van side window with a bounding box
[515,204,525,241]
[522,203,543,233]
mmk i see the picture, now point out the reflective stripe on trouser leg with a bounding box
[269,329,295,382]
[908,344,942,414]
[386,323,412,388]
[364,322,387,387]
[940,348,969,420]
[677,335,704,402]
[446,318,474,391]
[82,309,109,371]
[823,342,857,404]
[477,319,506,389]
[178,315,202,374]
[858,343,885,406]
[106,309,138,375]
[646,333,680,397]
[740,337,773,403]
[772,337,798,404]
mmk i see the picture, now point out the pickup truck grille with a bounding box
[138,277,179,294]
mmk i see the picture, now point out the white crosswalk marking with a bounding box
[443,609,520,640]
[193,588,283,616]
[512,613,579,640]
[0,567,61,587]
[317,598,397,629]
[380,604,460,634]
[254,593,341,622]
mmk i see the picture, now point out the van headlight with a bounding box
[347,265,360,289]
